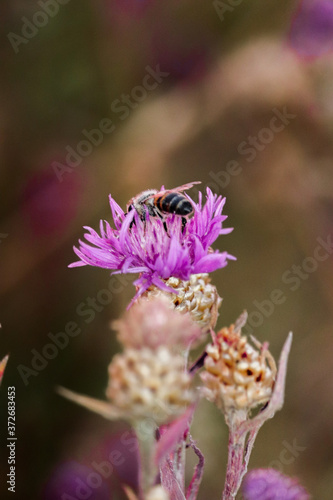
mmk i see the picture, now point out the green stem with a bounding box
[134,421,157,499]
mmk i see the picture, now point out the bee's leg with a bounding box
[127,204,145,229]
[141,212,148,231]
[129,215,145,229]
[158,214,168,234]
[181,217,187,232]
[126,206,135,229]
[153,210,169,234]
[126,210,136,229]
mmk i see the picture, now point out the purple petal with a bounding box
[193,252,230,273]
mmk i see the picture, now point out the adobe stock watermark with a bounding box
[52,65,169,183]
[268,439,306,472]
[237,438,306,500]
[213,0,243,22]
[187,107,296,199]
[242,233,333,336]
[7,0,71,54]
[17,273,133,386]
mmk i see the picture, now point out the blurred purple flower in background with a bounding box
[288,0,333,59]
[43,431,140,500]
[42,461,111,500]
[21,168,82,238]
[70,188,235,301]
[149,27,211,84]
[242,468,310,500]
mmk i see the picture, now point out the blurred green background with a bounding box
[1,0,333,498]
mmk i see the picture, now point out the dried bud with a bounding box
[201,315,276,413]
[143,273,222,332]
[106,346,194,424]
[114,296,202,350]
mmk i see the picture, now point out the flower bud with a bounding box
[114,296,202,350]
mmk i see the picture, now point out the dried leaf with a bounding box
[239,332,293,436]
[0,354,9,386]
[122,485,139,500]
[56,386,125,420]
[155,405,195,467]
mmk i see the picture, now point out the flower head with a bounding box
[243,468,310,500]
[201,312,277,413]
[70,187,235,302]
[57,298,196,426]
[57,345,194,426]
[114,295,203,350]
[106,346,193,424]
[143,273,222,332]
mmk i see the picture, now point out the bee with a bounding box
[126,181,201,230]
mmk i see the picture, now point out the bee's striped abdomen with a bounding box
[155,192,193,216]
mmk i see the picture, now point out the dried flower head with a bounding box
[242,468,310,500]
[57,299,197,425]
[201,313,276,413]
[114,295,203,350]
[69,187,235,301]
[106,346,194,424]
[142,273,222,332]
[57,345,194,426]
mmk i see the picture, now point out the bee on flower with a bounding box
[69,184,236,326]
[126,181,201,231]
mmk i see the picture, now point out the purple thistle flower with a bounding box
[288,0,333,59]
[69,187,235,302]
[243,468,310,500]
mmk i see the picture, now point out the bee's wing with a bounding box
[157,181,201,195]
[173,181,201,192]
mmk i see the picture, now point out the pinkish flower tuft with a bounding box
[114,296,203,350]
[70,187,235,301]
[242,468,310,500]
